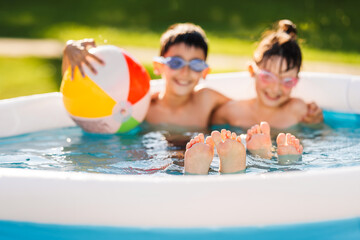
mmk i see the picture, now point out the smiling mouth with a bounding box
[174,79,191,86]
[264,91,281,101]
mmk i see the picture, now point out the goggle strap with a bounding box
[153,56,166,64]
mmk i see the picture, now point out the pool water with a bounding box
[0,111,360,175]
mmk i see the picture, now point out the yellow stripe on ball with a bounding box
[61,67,116,118]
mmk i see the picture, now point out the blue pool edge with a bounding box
[1,217,359,240]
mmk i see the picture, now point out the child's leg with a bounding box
[276,133,303,164]
[211,129,246,174]
[184,133,214,175]
[246,121,273,159]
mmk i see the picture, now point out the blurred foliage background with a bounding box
[1,0,359,99]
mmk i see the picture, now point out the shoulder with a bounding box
[287,98,307,116]
[195,87,227,99]
[195,87,230,106]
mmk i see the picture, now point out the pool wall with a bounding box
[1,166,360,227]
[1,72,360,239]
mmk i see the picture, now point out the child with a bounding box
[184,122,303,174]
[211,19,324,130]
[62,23,229,131]
[145,23,231,129]
[185,20,309,174]
[62,22,321,131]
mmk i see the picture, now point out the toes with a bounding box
[211,130,222,146]
[294,138,303,154]
[276,133,286,147]
[186,134,213,150]
[205,136,214,148]
[226,130,231,138]
[250,125,257,133]
[285,133,292,145]
[236,136,242,143]
[294,139,300,150]
[220,129,227,141]
[214,129,240,144]
[247,124,259,139]
[186,138,195,149]
[198,133,204,143]
[231,132,237,140]
[255,124,261,134]
[247,123,266,143]
[290,135,295,145]
[299,144,303,154]
[246,129,252,142]
[260,121,270,135]
[294,138,299,147]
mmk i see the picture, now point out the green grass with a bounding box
[1,0,360,98]
[2,0,360,54]
[2,0,360,64]
[0,58,61,99]
[45,25,360,64]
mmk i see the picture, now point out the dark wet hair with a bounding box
[160,23,208,59]
[254,19,302,73]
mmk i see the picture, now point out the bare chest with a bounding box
[146,103,210,127]
[229,107,300,129]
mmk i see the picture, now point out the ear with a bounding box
[202,68,210,79]
[248,64,255,77]
[153,61,163,75]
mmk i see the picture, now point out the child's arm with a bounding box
[210,101,232,125]
[288,98,324,126]
[196,88,231,125]
[201,88,230,109]
[211,99,250,128]
[287,98,308,124]
[62,39,104,80]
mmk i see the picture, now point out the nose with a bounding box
[179,64,191,76]
[269,80,282,93]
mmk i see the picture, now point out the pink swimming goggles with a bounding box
[257,69,299,88]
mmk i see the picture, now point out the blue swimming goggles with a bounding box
[153,56,209,72]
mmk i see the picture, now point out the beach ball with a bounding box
[60,45,151,133]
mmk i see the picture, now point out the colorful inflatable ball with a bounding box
[60,45,151,133]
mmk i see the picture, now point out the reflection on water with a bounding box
[0,119,360,175]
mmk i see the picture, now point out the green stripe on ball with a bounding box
[117,117,140,133]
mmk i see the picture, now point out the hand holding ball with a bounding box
[60,45,151,133]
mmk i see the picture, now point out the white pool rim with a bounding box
[0,72,360,228]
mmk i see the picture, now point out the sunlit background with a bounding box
[1,0,359,99]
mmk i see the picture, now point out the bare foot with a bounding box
[276,133,303,165]
[184,133,214,174]
[211,129,246,174]
[246,121,273,159]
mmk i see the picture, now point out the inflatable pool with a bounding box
[0,72,360,239]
